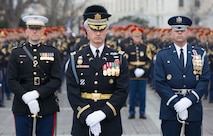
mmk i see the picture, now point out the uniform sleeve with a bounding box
[66,54,93,124]
[154,52,180,109]
[7,49,26,99]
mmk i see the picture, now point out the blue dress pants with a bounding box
[14,113,57,136]
[129,80,146,116]
[161,120,202,136]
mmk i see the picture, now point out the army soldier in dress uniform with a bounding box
[154,16,210,136]
[66,5,129,136]
[7,15,62,136]
[125,27,152,119]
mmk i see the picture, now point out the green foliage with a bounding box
[0,20,8,28]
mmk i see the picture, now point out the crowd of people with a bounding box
[0,4,213,136]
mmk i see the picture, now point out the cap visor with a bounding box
[28,25,43,29]
[171,25,188,31]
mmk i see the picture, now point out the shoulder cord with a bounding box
[70,54,79,84]
[22,46,47,77]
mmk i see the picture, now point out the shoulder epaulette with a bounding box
[76,38,80,43]
[158,46,170,53]
[118,50,124,55]
[19,42,26,47]
[70,51,76,56]
[192,45,205,52]
[12,46,18,50]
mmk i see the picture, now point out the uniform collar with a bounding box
[90,44,104,57]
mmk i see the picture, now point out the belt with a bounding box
[81,92,112,102]
[19,77,48,86]
[172,89,193,96]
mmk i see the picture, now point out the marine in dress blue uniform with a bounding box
[125,27,152,119]
[66,5,129,136]
[7,15,62,136]
[154,16,210,136]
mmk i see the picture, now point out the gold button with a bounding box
[94,81,98,84]
[33,49,37,52]
[81,73,83,75]
[33,72,37,75]
[94,90,98,93]
[34,56,37,59]
[95,72,98,76]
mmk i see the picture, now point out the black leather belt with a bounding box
[19,77,48,86]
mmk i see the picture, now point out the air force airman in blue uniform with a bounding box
[66,5,129,136]
[154,16,210,136]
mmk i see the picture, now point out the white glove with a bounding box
[178,109,188,120]
[27,100,40,115]
[86,110,106,127]
[22,90,39,104]
[174,97,192,113]
[134,68,145,77]
[90,123,101,136]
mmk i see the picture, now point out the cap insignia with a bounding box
[94,13,101,20]
[176,16,182,23]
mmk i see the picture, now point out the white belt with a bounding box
[172,89,193,96]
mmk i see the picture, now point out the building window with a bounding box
[179,0,184,7]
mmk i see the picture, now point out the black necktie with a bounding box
[180,48,184,67]
[96,49,100,58]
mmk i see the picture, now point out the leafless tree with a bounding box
[0,0,88,29]
[0,0,47,28]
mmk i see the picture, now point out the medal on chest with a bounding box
[192,50,203,75]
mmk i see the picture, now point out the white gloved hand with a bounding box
[178,109,188,120]
[22,90,39,104]
[90,123,101,136]
[27,100,40,114]
[174,97,192,113]
[134,68,145,77]
[86,110,106,127]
